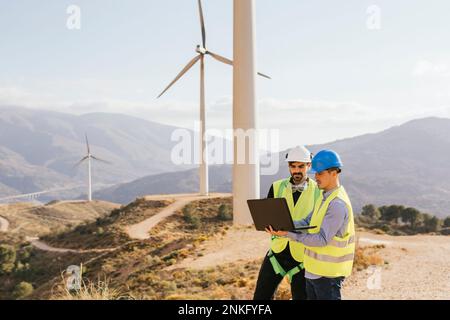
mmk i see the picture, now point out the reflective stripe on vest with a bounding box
[304,250,354,263]
[270,178,320,262]
[303,186,356,278]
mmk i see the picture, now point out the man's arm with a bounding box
[293,211,313,228]
[287,199,348,247]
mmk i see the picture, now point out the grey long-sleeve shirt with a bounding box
[286,186,349,279]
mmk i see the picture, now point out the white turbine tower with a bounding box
[157,0,270,196]
[74,134,110,202]
[233,0,262,225]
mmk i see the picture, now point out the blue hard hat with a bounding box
[310,150,343,174]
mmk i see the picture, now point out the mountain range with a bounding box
[1,106,449,218]
[0,106,194,199]
[95,117,450,218]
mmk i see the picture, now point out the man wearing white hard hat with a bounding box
[253,146,320,300]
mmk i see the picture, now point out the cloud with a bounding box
[0,86,198,127]
[412,60,450,77]
[0,87,50,107]
[2,85,450,151]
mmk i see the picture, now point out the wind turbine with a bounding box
[74,134,110,202]
[157,0,270,196]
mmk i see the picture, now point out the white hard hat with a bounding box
[285,146,312,163]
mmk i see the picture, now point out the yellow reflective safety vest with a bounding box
[270,178,320,262]
[303,186,355,277]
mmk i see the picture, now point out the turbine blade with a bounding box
[207,51,272,79]
[198,0,206,47]
[157,55,201,98]
[91,156,112,165]
[207,51,232,66]
[257,72,272,79]
[73,156,88,169]
[85,133,90,154]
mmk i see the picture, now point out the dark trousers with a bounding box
[305,276,344,300]
[253,246,307,300]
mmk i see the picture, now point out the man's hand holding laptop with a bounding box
[265,225,288,237]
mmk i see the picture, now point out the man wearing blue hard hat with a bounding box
[267,149,355,300]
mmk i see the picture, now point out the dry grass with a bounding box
[353,243,385,271]
[51,275,134,300]
[128,258,260,300]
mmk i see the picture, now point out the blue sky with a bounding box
[1,0,450,151]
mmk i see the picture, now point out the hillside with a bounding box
[0,200,120,239]
[0,195,236,299]
[1,196,448,300]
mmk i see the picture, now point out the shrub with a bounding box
[443,217,450,228]
[423,215,441,233]
[182,205,192,218]
[0,244,16,274]
[353,245,384,271]
[96,227,104,235]
[13,282,34,299]
[159,280,177,292]
[360,203,446,235]
[183,205,200,229]
[380,205,404,223]
[146,255,162,266]
[401,207,421,228]
[361,204,381,220]
[217,204,232,221]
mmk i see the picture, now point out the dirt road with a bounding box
[25,236,118,254]
[343,232,450,299]
[0,216,9,232]
[125,193,231,240]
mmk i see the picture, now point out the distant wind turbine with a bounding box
[157,0,270,196]
[74,134,111,202]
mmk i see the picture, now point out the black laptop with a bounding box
[247,198,317,233]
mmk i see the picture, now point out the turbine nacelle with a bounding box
[156,0,271,99]
[196,45,207,55]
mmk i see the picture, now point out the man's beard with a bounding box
[292,173,305,184]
